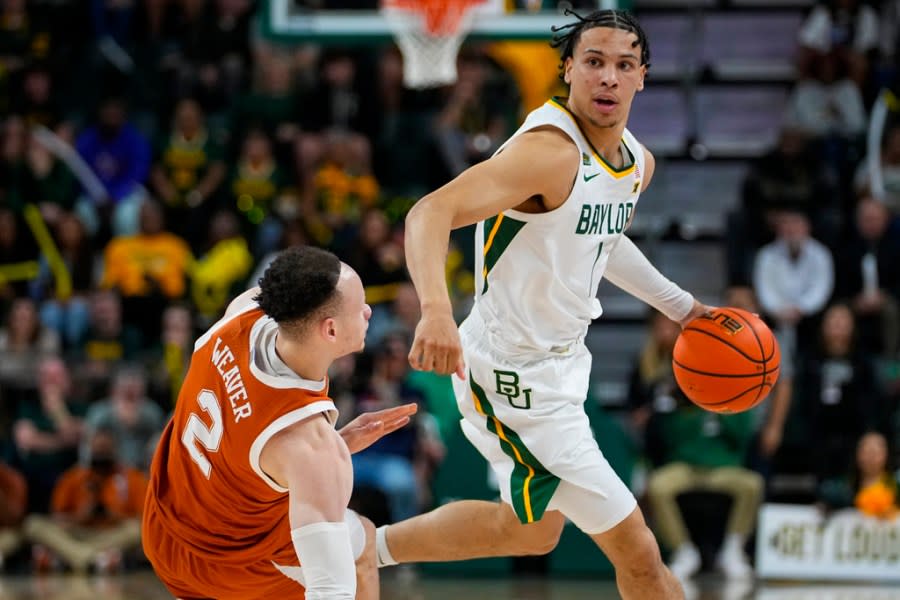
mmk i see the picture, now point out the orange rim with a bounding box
[382,0,485,35]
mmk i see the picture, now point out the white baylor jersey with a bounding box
[473,97,645,353]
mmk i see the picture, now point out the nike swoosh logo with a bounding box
[584,172,602,182]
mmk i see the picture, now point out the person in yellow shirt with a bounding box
[100,200,193,338]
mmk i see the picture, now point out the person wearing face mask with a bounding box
[80,367,165,471]
[22,428,147,574]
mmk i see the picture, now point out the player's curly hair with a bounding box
[254,246,342,333]
[550,9,651,82]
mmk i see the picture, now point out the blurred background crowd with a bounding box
[0,0,896,582]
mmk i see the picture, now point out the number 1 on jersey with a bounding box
[181,389,224,478]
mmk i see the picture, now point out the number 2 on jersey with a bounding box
[181,389,224,478]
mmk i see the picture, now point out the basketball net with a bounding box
[381,0,485,89]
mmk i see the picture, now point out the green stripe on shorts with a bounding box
[469,374,560,524]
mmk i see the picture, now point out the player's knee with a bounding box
[524,529,563,556]
[499,515,564,556]
[618,528,665,579]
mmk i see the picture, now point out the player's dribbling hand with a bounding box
[408,312,466,379]
[678,300,715,329]
[338,403,419,454]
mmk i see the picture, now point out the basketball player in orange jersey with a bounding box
[374,10,711,600]
[143,246,417,600]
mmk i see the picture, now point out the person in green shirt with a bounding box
[11,356,85,513]
[150,98,226,244]
[646,400,763,581]
[225,128,290,256]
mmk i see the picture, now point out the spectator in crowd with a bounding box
[72,289,143,393]
[25,125,79,221]
[31,212,96,348]
[313,131,380,248]
[784,51,867,143]
[302,48,378,138]
[100,199,193,339]
[0,297,60,391]
[854,123,900,212]
[797,0,879,87]
[81,367,165,471]
[434,48,519,177]
[369,47,435,198]
[646,400,763,580]
[224,127,289,254]
[12,356,83,513]
[23,427,147,573]
[728,128,836,286]
[13,62,64,129]
[190,210,252,324]
[0,115,33,214]
[795,303,884,481]
[835,196,900,356]
[0,459,26,568]
[753,209,835,364]
[147,303,193,411]
[366,281,420,347]
[351,334,445,522]
[819,430,898,519]
[230,49,300,154]
[75,96,151,238]
[0,116,77,226]
[149,98,226,244]
[342,208,406,331]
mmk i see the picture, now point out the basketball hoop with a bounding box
[381,0,485,89]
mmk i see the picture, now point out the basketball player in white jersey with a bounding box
[373,10,710,599]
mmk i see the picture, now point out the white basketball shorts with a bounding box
[453,309,636,535]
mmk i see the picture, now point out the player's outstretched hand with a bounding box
[338,403,419,454]
[408,312,466,379]
[678,300,715,329]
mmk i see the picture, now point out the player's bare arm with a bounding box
[404,128,580,377]
[261,414,352,522]
[260,414,358,599]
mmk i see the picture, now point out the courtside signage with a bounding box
[756,504,900,582]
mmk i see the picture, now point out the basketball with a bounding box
[672,307,780,414]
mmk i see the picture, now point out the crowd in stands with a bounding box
[0,0,896,582]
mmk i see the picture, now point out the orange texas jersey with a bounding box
[145,302,335,573]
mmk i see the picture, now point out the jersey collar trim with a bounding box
[546,97,636,180]
[248,317,328,392]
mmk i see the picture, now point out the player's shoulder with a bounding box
[501,125,580,163]
[193,297,263,352]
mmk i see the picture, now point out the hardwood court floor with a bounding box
[0,572,898,600]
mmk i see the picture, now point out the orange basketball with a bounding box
[672,307,780,414]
